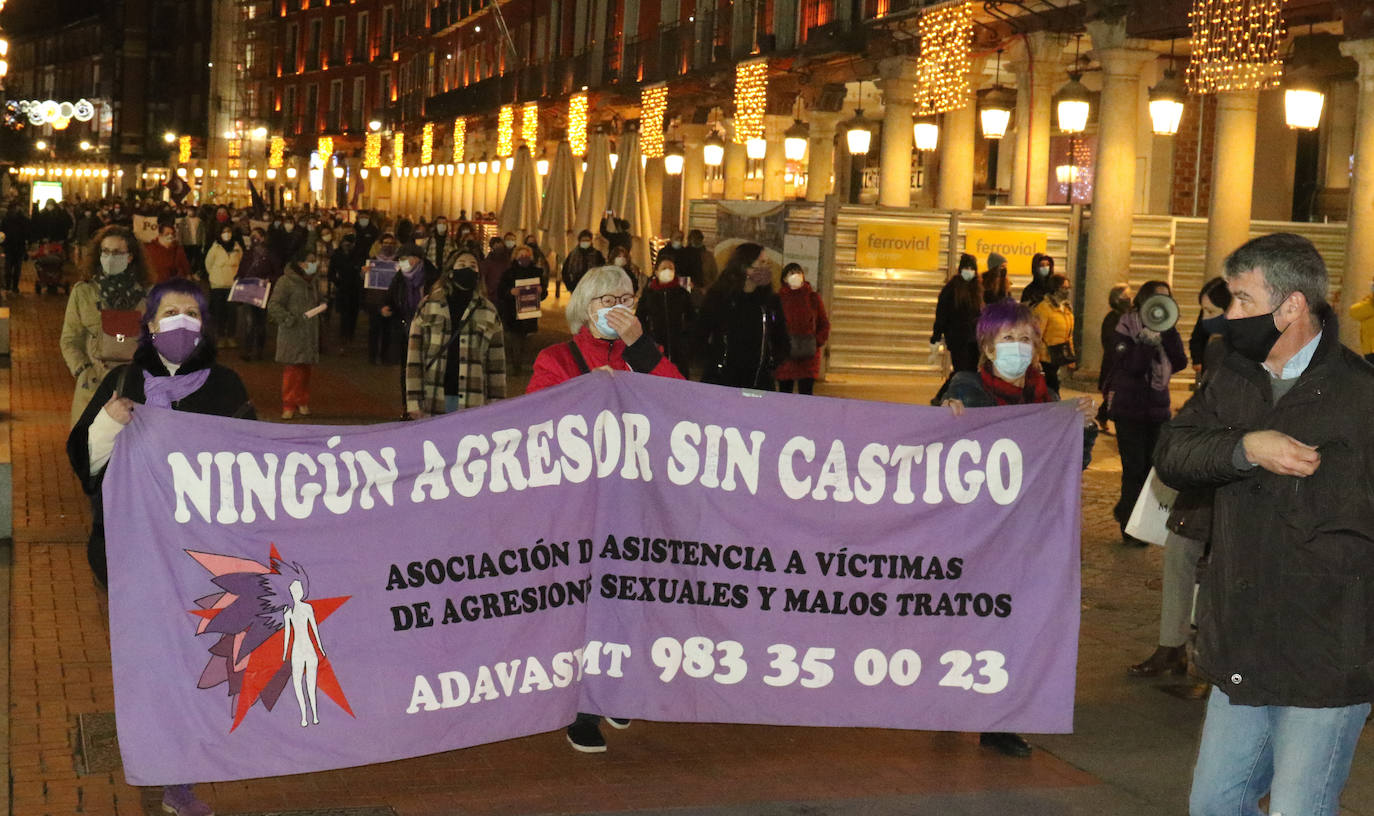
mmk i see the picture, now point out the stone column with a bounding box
[1202,90,1259,281]
[878,57,917,207]
[1010,32,1060,206]
[724,139,747,200]
[1080,38,1158,372]
[681,123,709,210]
[762,114,790,201]
[645,156,665,237]
[485,162,500,213]
[497,157,511,210]
[1341,39,1374,350]
[461,165,475,215]
[937,105,975,210]
[805,111,842,202]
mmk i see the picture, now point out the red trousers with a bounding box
[282,364,312,410]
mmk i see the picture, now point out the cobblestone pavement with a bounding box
[4,279,1372,816]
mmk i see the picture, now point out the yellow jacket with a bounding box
[1033,299,1075,361]
[1351,294,1374,355]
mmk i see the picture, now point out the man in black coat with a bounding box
[1,205,30,292]
[1154,233,1374,815]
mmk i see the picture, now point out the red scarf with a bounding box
[979,364,1050,405]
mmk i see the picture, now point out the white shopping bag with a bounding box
[1125,467,1179,547]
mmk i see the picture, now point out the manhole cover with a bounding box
[75,711,121,776]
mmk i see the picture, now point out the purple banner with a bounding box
[106,372,1083,784]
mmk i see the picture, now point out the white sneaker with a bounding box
[281,409,296,420]
[297,405,311,417]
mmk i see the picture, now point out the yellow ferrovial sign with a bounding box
[855,222,941,270]
[964,229,1047,280]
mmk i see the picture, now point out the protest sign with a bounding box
[227,277,271,309]
[364,259,397,290]
[106,373,1083,784]
[514,277,541,320]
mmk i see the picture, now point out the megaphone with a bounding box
[1140,293,1180,332]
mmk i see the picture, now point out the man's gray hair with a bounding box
[1223,232,1328,314]
[566,266,633,334]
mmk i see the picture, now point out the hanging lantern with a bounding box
[979,87,1014,140]
[1055,164,1080,184]
[979,50,1013,140]
[1148,70,1187,136]
[783,119,809,161]
[1055,73,1092,134]
[703,132,725,167]
[844,108,873,155]
[664,142,685,175]
[913,114,939,151]
[1284,63,1325,130]
[745,137,767,160]
[537,156,550,175]
[609,153,619,170]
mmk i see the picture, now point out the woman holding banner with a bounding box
[527,264,683,752]
[67,277,254,816]
[940,299,1096,758]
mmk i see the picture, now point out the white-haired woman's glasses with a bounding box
[593,293,635,308]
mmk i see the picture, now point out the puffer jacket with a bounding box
[1155,311,1374,707]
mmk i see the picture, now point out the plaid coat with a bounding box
[405,293,506,415]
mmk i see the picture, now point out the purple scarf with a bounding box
[142,368,212,409]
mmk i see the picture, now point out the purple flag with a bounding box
[105,372,1083,785]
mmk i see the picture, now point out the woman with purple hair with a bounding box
[66,277,255,816]
[939,299,1097,760]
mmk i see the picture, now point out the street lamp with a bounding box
[913,116,939,151]
[844,109,873,155]
[369,119,383,132]
[163,131,177,144]
[703,132,725,167]
[1056,73,1092,134]
[286,166,298,179]
[979,49,1013,140]
[745,137,767,160]
[34,140,46,151]
[1148,70,1186,136]
[1284,63,1325,130]
[664,141,685,175]
[783,119,808,162]
[79,140,92,151]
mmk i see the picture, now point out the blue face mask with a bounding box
[593,306,621,339]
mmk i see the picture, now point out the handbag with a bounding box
[1125,467,1179,547]
[98,309,142,362]
[1047,342,1077,367]
[788,334,817,359]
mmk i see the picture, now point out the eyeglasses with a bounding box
[593,294,635,308]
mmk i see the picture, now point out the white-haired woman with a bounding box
[525,265,682,754]
[526,265,684,393]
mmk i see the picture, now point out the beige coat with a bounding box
[60,281,146,426]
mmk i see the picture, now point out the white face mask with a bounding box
[657,268,675,284]
[670,240,682,249]
[613,256,627,267]
[302,261,318,276]
[101,252,131,276]
[960,268,976,282]
[358,217,370,227]
[785,273,804,290]
[397,258,413,273]
[436,223,447,234]
[579,240,591,249]
[992,341,1035,380]
[504,239,516,249]
[1036,265,1050,277]
[158,313,202,333]
[221,232,233,242]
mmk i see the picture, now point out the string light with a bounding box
[317,136,333,166]
[269,136,285,168]
[915,1,973,114]
[733,59,767,144]
[568,92,588,156]
[452,117,466,163]
[178,135,192,164]
[497,104,514,157]
[363,133,381,168]
[393,133,404,167]
[641,84,667,158]
[421,123,434,163]
[1187,0,1285,94]
[521,102,539,147]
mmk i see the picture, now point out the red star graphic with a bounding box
[188,545,355,732]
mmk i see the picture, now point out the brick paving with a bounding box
[4,276,1372,816]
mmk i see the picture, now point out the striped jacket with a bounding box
[405,293,506,415]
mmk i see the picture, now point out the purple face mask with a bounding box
[152,313,202,364]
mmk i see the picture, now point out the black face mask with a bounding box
[451,267,478,291]
[1224,308,1284,363]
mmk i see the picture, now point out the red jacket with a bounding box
[773,282,830,381]
[143,239,191,284]
[527,325,685,393]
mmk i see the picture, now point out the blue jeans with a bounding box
[1190,686,1369,815]
[444,395,461,413]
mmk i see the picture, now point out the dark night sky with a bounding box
[1,0,109,36]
